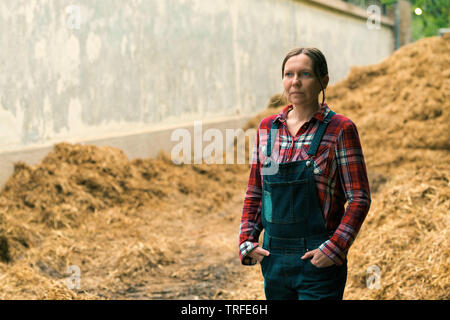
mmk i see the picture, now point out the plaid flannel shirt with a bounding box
[239,103,371,266]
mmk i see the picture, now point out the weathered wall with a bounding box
[0,0,395,186]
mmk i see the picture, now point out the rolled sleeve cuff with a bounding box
[319,239,347,266]
[239,241,259,266]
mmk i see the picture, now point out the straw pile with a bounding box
[327,34,450,299]
[0,143,247,299]
[0,35,448,299]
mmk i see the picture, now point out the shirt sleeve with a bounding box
[238,121,264,265]
[319,119,372,265]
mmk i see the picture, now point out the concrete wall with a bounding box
[0,0,395,187]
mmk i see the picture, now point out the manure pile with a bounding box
[0,35,448,299]
[0,143,247,299]
[327,34,450,299]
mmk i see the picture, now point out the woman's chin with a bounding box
[289,97,308,105]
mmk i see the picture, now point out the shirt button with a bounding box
[306,161,311,167]
[314,168,319,174]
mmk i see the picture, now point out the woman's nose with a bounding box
[292,75,301,86]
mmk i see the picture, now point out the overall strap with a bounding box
[266,109,336,158]
[307,110,336,156]
[265,119,278,158]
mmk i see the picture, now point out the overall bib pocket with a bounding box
[263,179,310,224]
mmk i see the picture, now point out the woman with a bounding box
[239,47,371,300]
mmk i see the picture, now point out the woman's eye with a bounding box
[285,72,292,77]
[302,72,310,77]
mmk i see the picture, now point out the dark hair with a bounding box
[281,47,328,106]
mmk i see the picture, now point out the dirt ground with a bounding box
[0,35,448,299]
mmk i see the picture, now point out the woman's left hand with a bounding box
[301,249,335,268]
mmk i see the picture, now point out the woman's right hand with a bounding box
[247,246,270,263]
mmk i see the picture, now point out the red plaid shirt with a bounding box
[239,103,371,266]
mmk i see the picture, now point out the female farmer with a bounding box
[239,47,371,300]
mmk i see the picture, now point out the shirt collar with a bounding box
[274,103,330,125]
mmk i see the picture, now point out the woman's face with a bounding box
[282,53,329,108]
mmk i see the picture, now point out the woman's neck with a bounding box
[288,103,321,123]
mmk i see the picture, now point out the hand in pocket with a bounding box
[248,246,270,263]
[301,248,335,268]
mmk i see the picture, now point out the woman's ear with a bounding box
[322,74,329,89]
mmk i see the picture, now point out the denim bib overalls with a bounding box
[260,109,347,300]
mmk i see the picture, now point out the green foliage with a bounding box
[381,0,397,6]
[409,0,450,40]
